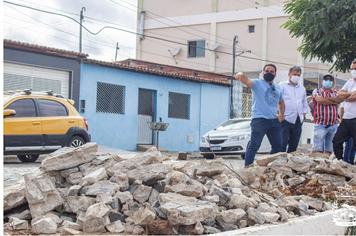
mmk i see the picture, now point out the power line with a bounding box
[3,0,331,72]
[5,6,232,71]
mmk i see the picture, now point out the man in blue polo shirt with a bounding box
[235,64,285,167]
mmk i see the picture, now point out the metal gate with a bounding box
[137,89,156,144]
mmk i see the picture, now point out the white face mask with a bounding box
[290,75,300,84]
[351,70,356,79]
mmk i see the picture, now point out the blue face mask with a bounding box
[322,80,333,89]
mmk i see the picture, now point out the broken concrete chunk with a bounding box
[82,180,119,196]
[61,220,81,231]
[110,173,130,191]
[127,163,171,185]
[4,183,26,211]
[9,217,29,230]
[133,185,152,203]
[261,212,280,223]
[41,143,98,171]
[66,172,84,185]
[229,193,258,210]
[32,216,58,234]
[82,167,108,185]
[195,159,225,177]
[116,191,133,204]
[85,202,110,219]
[65,196,96,214]
[160,193,217,225]
[106,220,125,233]
[82,217,107,233]
[128,205,156,225]
[68,185,81,196]
[256,152,287,166]
[24,174,64,218]
[217,209,246,225]
[247,207,265,225]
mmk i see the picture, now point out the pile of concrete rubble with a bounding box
[4,143,356,234]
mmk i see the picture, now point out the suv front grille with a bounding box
[208,139,226,145]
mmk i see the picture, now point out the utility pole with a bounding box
[230,35,238,119]
[115,42,120,61]
[79,7,86,53]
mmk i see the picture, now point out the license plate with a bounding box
[210,146,221,151]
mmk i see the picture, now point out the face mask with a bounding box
[322,80,333,89]
[290,75,300,84]
[263,72,275,82]
[351,70,356,79]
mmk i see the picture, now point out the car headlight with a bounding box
[229,134,250,142]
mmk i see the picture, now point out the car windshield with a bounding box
[216,120,251,131]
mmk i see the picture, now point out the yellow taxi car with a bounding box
[4,90,90,162]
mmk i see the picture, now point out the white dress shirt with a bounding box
[341,79,356,119]
[279,80,309,124]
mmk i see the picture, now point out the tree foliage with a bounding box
[283,0,356,72]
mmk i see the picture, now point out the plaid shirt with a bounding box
[312,88,338,125]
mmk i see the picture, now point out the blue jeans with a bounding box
[344,138,356,164]
[281,116,302,153]
[313,124,338,153]
[245,118,283,166]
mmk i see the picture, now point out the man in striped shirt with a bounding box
[312,74,342,155]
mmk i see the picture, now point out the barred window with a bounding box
[168,92,190,119]
[96,82,125,114]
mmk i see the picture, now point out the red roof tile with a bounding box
[85,58,232,86]
[4,39,88,59]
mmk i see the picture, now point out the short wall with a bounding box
[216,210,346,235]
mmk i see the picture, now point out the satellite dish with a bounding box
[169,47,181,56]
[168,48,181,64]
[211,44,220,51]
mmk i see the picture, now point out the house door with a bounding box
[137,89,156,144]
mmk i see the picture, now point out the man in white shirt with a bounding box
[333,60,356,161]
[279,66,309,152]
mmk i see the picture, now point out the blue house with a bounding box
[80,59,231,152]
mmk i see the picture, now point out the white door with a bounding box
[4,62,70,98]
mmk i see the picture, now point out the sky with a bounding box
[3,0,138,61]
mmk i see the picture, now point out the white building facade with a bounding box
[136,0,348,117]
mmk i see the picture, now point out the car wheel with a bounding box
[68,135,86,148]
[17,154,40,163]
[241,153,245,159]
[203,153,214,159]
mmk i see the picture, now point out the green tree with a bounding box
[283,0,356,72]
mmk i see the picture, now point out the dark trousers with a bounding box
[281,116,302,153]
[343,138,356,164]
[245,118,283,166]
[333,118,356,160]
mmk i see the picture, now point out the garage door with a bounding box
[4,62,70,98]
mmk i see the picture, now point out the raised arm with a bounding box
[234,72,253,88]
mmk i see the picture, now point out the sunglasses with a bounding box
[323,78,334,81]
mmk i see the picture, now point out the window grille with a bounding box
[96,82,125,114]
[168,92,190,119]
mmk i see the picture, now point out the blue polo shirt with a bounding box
[251,79,283,119]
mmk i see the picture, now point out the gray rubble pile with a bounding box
[4,143,356,234]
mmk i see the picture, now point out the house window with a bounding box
[96,82,125,114]
[248,25,255,33]
[188,40,205,58]
[168,92,190,119]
